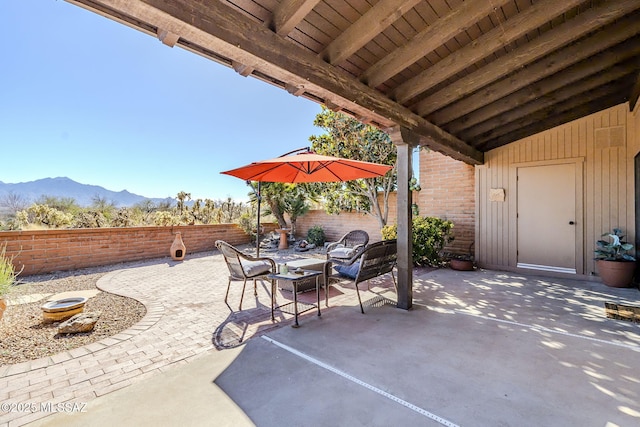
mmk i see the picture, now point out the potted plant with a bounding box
[449,242,475,271]
[595,228,636,288]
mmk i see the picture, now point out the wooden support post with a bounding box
[387,126,419,310]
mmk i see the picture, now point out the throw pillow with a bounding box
[334,262,360,279]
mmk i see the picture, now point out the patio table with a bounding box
[279,258,325,292]
[269,270,322,327]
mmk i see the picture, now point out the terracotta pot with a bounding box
[0,297,6,321]
[450,259,474,271]
[596,259,636,288]
[170,232,186,261]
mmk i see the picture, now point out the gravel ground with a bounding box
[0,266,146,366]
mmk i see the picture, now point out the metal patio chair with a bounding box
[325,230,369,260]
[215,240,276,311]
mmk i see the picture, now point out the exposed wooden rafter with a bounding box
[413,0,640,116]
[448,58,640,135]
[136,0,483,164]
[65,0,640,160]
[271,0,322,36]
[426,20,640,124]
[395,0,585,104]
[285,83,305,96]
[320,0,421,65]
[458,65,639,141]
[474,80,632,146]
[361,0,512,89]
[232,61,254,77]
[157,28,179,46]
[479,90,631,151]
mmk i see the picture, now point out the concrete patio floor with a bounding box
[2,248,640,426]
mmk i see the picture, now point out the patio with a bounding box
[2,248,640,426]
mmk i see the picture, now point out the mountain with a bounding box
[0,177,174,208]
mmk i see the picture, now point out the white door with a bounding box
[517,164,576,274]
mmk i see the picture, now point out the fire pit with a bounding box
[41,297,88,324]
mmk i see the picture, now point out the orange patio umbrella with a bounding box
[220,151,392,183]
[220,148,392,255]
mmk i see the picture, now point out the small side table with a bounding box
[280,258,325,293]
[269,270,322,327]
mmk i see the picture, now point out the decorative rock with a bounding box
[294,240,317,252]
[58,312,100,334]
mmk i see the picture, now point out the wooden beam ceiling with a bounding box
[65,0,640,164]
[448,57,640,136]
[395,0,586,105]
[360,0,512,90]
[417,1,640,119]
[427,16,640,125]
[474,79,633,146]
[479,89,632,152]
[272,0,322,36]
[321,0,422,66]
[458,62,640,141]
[95,0,484,164]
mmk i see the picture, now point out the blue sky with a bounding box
[0,0,323,202]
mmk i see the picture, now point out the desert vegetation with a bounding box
[0,191,255,231]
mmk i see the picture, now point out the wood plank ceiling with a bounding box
[68,0,640,165]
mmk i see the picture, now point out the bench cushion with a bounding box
[334,262,360,279]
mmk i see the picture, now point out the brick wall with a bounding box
[296,209,385,244]
[417,150,475,255]
[0,224,268,276]
[296,150,475,255]
[1,151,475,276]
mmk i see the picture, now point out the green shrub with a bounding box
[307,225,326,246]
[0,243,21,297]
[381,216,454,267]
[237,212,259,242]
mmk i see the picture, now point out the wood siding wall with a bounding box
[477,103,639,278]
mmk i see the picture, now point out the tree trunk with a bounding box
[267,200,287,228]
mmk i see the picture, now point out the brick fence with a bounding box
[296,150,475,256]
[1,151,475,276]
[417,150,475,255]
[0,224,276,276]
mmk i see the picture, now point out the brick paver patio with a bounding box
[3,247,640,426]
[0,248,391,426]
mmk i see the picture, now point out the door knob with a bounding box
[569,221,575,225]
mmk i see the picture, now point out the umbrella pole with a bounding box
[256,181,261,257]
